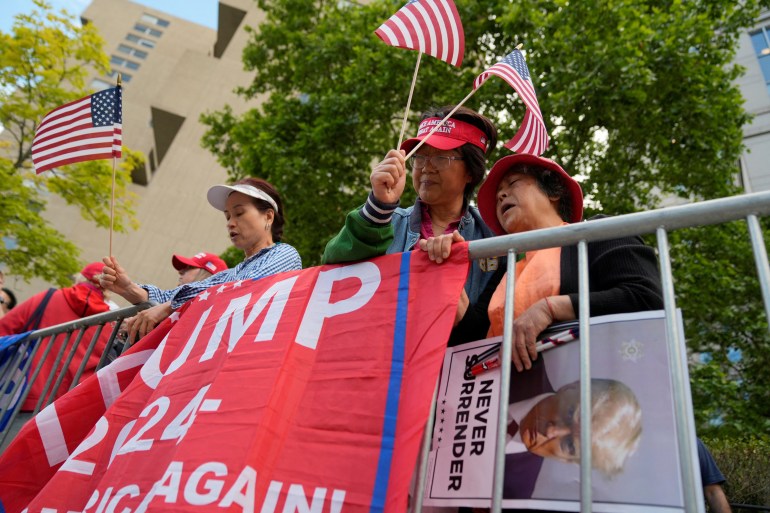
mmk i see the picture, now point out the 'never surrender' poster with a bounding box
[0,247,470,513]
[424,310,696,512]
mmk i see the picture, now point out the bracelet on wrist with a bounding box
[544,296,556,321]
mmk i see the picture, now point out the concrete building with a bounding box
[737,10,770,193]
[10,0,264,303]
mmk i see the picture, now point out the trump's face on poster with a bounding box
[519,378,642,478]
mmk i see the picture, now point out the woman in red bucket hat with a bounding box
[423,153,663,372]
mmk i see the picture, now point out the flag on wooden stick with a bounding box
[31,86,122,174]
[375,0,465,67]
[474,49,549,155]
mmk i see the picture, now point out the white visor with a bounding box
[207,184,279,212]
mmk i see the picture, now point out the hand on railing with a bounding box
[418,230,464,264]
[124,302,174,344]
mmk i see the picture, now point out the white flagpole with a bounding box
[397,51,423,148]
[109,73,122,258]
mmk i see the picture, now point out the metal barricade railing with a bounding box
[413,189,770,513]
[0,301,154,449]
[1,192,769,507]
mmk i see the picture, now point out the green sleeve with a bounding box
[322,207,395,264]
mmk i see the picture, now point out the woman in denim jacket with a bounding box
[323,105,505,344]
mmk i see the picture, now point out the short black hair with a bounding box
[2,288,17,310]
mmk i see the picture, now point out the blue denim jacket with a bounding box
[387,199,504,311]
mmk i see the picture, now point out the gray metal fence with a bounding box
[413,190,770,513]
[0,301,154,449]
[1,191,769,511]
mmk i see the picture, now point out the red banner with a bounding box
[0,247,469,513]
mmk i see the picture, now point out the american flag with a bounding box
[474,49,549,155]
[31,87,122,174]
[375,0,464,67]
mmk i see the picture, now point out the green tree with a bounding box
[0,0,140,286]
[201,0,770,432]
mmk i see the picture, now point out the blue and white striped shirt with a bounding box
[141,243,302,309]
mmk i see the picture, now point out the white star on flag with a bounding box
[198,290,211,301]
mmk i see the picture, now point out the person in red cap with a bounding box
[172,252,228,285]
[322,105,505,345]
[0,262,114,410]
[421,153,664,372]
[112,252,229,346]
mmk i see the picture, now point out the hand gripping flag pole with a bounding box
[374,0,465,147]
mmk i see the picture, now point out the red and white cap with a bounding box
[80,262,105,284]
[171,252,228,275]
[400,117,489,153]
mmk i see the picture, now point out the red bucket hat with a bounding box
[477,154,584,235]
[400,117,489,154]
[171,252,228,275]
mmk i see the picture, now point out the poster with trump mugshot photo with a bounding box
[423,310,695,512]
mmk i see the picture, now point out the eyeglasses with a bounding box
[410,154,464,170]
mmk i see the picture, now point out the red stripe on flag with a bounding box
[33,109,92,143]
[32,128,113,155]
[35,150,117,173]
[36,98,91,129]
[435,0,461,66]
[374,0,464,67]
[32,87,121,174]
[33,140,117,164]
[474,50,549,156]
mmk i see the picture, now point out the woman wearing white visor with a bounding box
[100,178,302,340]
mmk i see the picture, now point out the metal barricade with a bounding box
[1,192,769,508]
[0,302,154,449]
[413,190,770,513]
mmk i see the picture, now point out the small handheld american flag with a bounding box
[375,0,465,67]
[474,49,549,155]
[31,86,123,174]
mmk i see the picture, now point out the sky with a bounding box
[0,0,218,33]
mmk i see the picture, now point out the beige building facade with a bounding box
[10,0,263,303]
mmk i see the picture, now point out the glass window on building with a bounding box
[750,26,770,96]
[134,23,162,37]
[141,13,170,27]
[118,44,148,59]
[110,55,140,71]
[126,33,156,48]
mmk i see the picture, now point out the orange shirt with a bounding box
[487,246,562,337]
